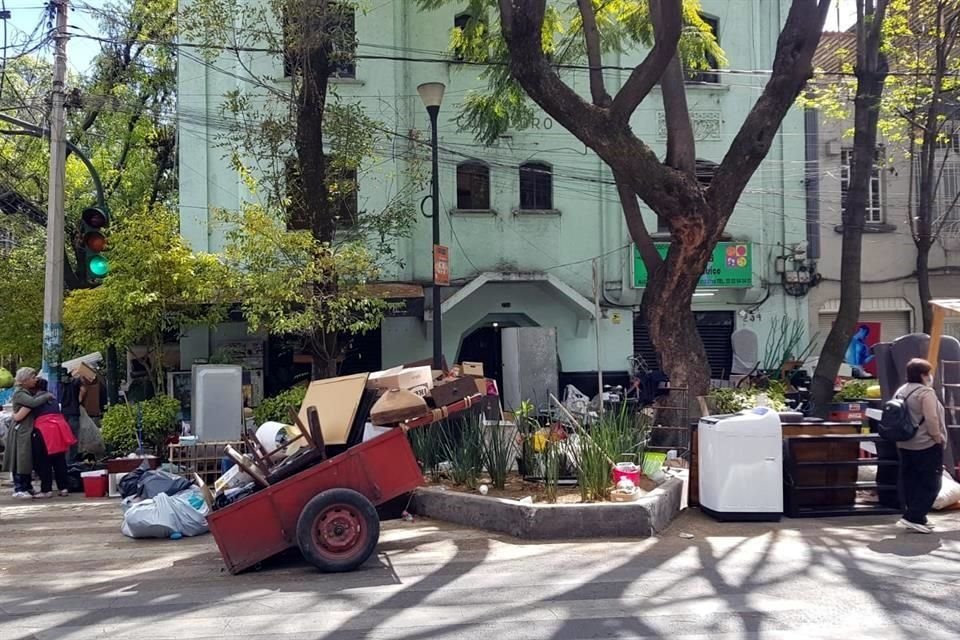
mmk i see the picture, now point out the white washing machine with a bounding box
[699,407,783,521]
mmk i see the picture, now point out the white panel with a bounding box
[192,365,243,442]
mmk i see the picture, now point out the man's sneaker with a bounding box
[34,492,53,499]
[58,489,69,497]
[898,518,933,534]
[12,492,34,499]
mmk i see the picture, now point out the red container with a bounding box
[612,461,641,487]
[81,471,108,498]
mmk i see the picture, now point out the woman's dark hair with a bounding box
[906,358,933,384]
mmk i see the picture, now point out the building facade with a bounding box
[808,34,960,348]
[178,1,812,396]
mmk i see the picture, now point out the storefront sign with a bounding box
[632,241,753,289]
[434,245,450,286]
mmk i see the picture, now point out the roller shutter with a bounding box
[818,311,911,344]
[633,312,734,378]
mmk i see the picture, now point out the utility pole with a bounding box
[42,0,69,398]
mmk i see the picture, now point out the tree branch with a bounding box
[576,0,610,107]
[650,2,694,174]
[609,0,681,122]
[615,171,662,273]
[709,0,833,215]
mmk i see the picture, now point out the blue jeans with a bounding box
[13,474,33,494]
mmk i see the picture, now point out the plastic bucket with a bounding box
[612,459,641,487]
[81,470,108,498]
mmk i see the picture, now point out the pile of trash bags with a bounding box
[119,462,210,539]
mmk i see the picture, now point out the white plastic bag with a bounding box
[120,487,210,538]
[934,470,960,510]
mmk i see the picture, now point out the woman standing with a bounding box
[2,368,53,498]
[18,378,76,497]
[896,358,948,534]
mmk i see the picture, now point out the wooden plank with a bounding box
[928,305,947,365]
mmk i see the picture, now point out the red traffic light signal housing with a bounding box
[80,206,110,280]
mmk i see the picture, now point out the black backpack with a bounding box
[878,387,925,442]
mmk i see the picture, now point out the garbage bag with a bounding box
[138,469,193,499]
[77,408,105,457]
[120,488,210,538]
[117,463,150,499]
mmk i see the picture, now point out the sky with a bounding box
[1,0,861,80]
[2,0,102,76]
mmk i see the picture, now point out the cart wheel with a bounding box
[296,488,380,573]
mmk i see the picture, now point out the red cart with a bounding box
[207,398,478,574]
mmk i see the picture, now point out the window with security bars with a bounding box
[841,147,884,224]
[519,162,553,211]
[456,162,490,210]
[915,126,960,223]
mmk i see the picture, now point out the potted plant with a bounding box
[829,380,871,422]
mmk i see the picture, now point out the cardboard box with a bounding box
[367,366,434,397]
[462,362,484,377]
[431,378,478,407]
[214,463,253,494]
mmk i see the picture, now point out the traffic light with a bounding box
[80,206,110,281]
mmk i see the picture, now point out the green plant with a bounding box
[439,415,485,488]
[409,422,443,479]
[543,438,561,503]
[709,386,787,414]
[483,420,514,490]
[253,384,308,425]
[101,395,181,456]
[572,407,649,502]
[834,380,870,402]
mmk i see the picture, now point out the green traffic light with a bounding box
[88,255,110,278]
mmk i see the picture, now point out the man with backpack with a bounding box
[886,358,948,534]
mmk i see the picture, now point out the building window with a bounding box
[285,158,358,230]
[456,162,490,210]
[283,3,356,79]
[453,13,471,61]
[841,147,884,224]
[519,162,553,211]
[687,15,720,84]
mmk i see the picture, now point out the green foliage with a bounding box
[483,420,514,490]
[572,408,648,502]
[101,395,181,455]
[409,422,445,478]
[709,386,787,414]
[418,0,726,144]
[834,380,871,402]
[253,385,308,425]
[439,415,485,488]
[0,223,45,364]
[64,209,232,389]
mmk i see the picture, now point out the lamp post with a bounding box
[418,82,446,370]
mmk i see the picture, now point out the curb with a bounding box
[409,477,684,539]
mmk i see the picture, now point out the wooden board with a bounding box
[297,373,369,446]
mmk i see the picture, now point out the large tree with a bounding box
[0,0,177,364]
[809,0,891,413]
[421,0,831,396]
[183,0,421,379]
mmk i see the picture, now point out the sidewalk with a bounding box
[2,493,960,639]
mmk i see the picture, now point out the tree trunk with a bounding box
[810,2,889,416]
[917,240,934,333]
[291,0,341,381]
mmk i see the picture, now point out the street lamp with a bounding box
[418,82,446,370]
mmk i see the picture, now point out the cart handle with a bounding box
[401,394,483,432]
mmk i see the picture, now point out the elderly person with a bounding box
[2,368,53,498]
[896,358,949,534]
[20,378,77,496]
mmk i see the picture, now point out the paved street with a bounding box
[3,495,960,640]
